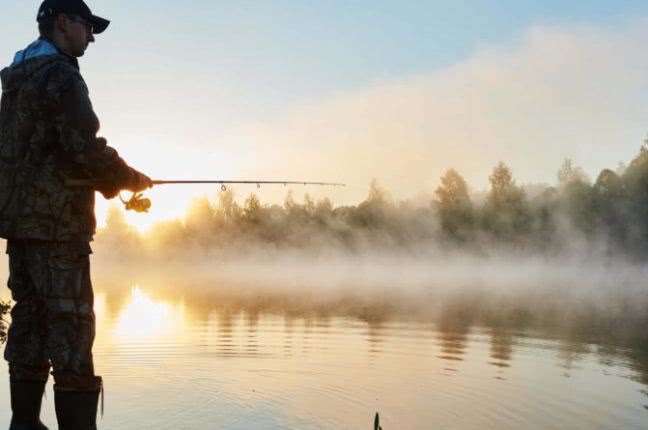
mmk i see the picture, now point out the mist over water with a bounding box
[82,243,648,429]
[89,246,648,348]
[10,247,648,429]
[3,227,648,428]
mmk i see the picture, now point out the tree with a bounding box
[284,191,309,224]
[481,162,531,241]
[528,187,559,249]
[315,198,333,217]
[217,188,238,223]
[353,179,392,229]
[557,159,589,187]
[244,193,262,224]
[594,169,627,245]
[620,142,648,252]
[595,169,623,199]
[559,179,596,235]
[366,178,391,207]
[313,197,333,227]
[304,194,315,216]
[435,169,474,240]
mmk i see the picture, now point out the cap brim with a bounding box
[88,15,110,34]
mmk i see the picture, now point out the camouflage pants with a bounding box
[4,239,97,389]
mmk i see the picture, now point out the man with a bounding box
[0,1,152,429]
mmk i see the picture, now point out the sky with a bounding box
[2,1,648,230]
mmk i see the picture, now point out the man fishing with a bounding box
[0,1,152,428]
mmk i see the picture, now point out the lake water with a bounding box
[0,279,647,429]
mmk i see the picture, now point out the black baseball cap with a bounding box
[37,0,110,34]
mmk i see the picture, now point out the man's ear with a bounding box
[54,13,69,34]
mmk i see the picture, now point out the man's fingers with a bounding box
[129,170,153,192]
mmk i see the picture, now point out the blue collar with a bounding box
[11,39,60,66]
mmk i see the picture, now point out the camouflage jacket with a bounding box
[0,40,138,241]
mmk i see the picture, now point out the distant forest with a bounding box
[99,138,648,258]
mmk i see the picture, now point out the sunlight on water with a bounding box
[112,286,186,342]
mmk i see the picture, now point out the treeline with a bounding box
[433,144,648,256]
[98,139,648,258]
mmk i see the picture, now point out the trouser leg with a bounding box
[5,241,96,385]
[4,241,99,429]
[44,251,96,387]
[4,247,50,381]
[4,243,50,429]
[43,251,101,429]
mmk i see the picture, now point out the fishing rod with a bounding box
[65,179,346,213]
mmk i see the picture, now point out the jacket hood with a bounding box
[11,39,59,66]
[1,40,71,94]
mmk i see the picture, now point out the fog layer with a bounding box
[69,147,648,352]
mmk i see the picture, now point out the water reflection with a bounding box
[113,286,186,342]
[366,321,384,358]
[436,301,472,367]
[557,339,588,378]
[437,330,469,363]
[77,282,648,429]
[283,316,294,357]
[216,309,236,354]
[245,309,259,353]
[488,329,513,369]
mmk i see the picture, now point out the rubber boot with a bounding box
[54,377,102,430]
[8,379,49,430]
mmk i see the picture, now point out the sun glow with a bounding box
[113,286,186,342]
[96,188,195,233]
[94,137,236,233]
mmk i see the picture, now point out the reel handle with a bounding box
[120,192,152,213]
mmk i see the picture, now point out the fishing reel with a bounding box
[119,192,152,213]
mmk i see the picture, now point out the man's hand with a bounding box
[96,170,152,199]
[128,169,153,193]
[99,186,119,200]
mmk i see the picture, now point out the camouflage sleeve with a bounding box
[51,64,139,196]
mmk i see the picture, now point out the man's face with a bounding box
[59,14,95,57]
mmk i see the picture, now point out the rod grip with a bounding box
[64,179,105,188]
